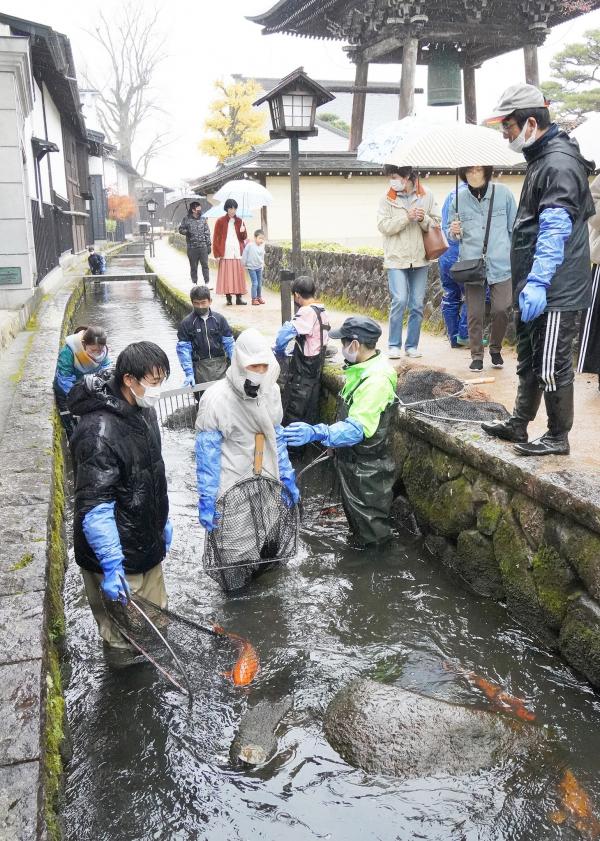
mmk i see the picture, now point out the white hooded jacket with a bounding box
[195,328,282,496]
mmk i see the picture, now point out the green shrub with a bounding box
[272,241,383,257]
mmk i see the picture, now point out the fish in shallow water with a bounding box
[444,662,536,722]
[213,625,260,686]
[230,697,293,766]
[550,769,600,838]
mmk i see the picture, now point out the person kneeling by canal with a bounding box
[53,324,111,440]
[68,341,173,648]
[283,316,398,547]
[176,285,234,395]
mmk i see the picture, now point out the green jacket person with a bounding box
[283,316,397,546]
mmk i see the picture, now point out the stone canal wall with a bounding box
[321,365,600,688]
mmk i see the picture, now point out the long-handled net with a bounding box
[396,369,510,423]
[202,434,300,592]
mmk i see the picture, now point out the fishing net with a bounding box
[203,475,300,592]
[396,369,510,423]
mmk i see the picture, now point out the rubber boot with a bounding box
[236,294,247,306]
[225,294,232,306]
[481,374,543,443]
[514,384,573,456]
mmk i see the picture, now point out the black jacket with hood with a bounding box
[68,372,169,575]
[179,212,212,251]
[511,126,595,311]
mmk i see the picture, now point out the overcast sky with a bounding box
[4,0,600,187]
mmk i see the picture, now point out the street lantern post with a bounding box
[146,197,157,258]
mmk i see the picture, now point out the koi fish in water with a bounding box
[213,625,260,687]
[444,662,536,722]
[550,769,600,838]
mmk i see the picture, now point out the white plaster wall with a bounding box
[43,84,67,201]
[103,157,118,193]
[263,173,525,248]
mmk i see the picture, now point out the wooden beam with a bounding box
[399,35,419,118]
[463,66,477,124]
[524,44,540,86]
[349,61,369,152]
[361,34,406,63]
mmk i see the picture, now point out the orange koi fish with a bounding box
[444,662,535,722]
[214,625,260,687]
[550,769,600,838]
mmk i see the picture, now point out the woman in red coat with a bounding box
[213,199,248,305]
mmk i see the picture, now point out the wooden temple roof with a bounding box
[248,0,600,66]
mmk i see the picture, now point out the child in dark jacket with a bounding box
[176,285,234,393]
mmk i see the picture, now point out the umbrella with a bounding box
[357,116,446,165]
[212,179,273,216]
[203,203,253,219]
[384,121,524,169]
[164,190,209,222]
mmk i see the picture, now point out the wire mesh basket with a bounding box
[155,383,218,433]
[396,369,510,424]
[203,474,299,592]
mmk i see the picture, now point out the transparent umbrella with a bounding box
[212,179,273,216]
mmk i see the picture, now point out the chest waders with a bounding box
[334,381,396,547]
[192,317,229,402]
[282,306,330,427]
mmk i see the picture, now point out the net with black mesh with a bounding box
[396,368,510,423]
[203,475,299,592]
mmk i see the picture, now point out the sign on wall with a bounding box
[0,267,23,285]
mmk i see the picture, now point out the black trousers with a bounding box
[578,263,600,375]
[187,246,209,284]
[516,310,579,392]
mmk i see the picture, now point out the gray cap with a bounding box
[329,315,382,344]
[484,83,547,123]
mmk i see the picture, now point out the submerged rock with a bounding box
[324,678,540,778]
[230,697,292,766]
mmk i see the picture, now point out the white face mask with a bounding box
[87,347,107,364]
[245,371,265,387]
[342,341,358,364]
[130,381,162,408]
[508,120,537,153]
[389,178,406,193]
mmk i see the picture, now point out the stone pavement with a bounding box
[148,239,600,471]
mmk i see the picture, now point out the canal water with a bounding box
[61,275,600,841]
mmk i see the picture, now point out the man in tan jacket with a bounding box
[377,166,441,359]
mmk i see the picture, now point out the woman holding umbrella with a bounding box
[213,199,248,306]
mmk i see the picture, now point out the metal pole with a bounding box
[150,214,155,258]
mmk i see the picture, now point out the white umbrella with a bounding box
[212,179,273,215]
[385,121,524,169]
[357,116,446,165]
[203,203,253,219]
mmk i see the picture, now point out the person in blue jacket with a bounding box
[53,324,111,439]
[176,285,234,395]
[87,246,106,275]
[440,185,469,348]
[68,341,172,648]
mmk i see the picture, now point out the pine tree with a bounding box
[542,29,600,125]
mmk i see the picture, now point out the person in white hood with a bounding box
[195,328,300,537]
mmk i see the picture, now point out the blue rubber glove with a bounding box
[176,340,194,381]
[275,425,300,506]
[519,281,547,323]
[283,419,364,449]
[163,518,173,552]
[222,335,235,360]
[282,422,319,447]
[183,373,195,388]
[195,430,223,532]
[82,502,130,604]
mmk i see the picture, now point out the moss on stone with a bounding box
[559,595,600,688]
[9,552,33,571]
[319,389,338,425]
[456,529,504,599]
[477,501,504,536]
[427,475,476,537]
[430,448,463,482]
[547,518,600,603]
[401,438,439,527]
[512,493,545,549]
[531,544,575,630]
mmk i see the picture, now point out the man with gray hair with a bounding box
[481,83,595,456]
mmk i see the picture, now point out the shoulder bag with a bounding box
[450,185,495,286]
[421,192,449,261]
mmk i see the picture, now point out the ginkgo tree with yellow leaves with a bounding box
[200,79,268,163]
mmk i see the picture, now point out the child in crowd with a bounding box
[176,285,235,395]
[242,229,266,306]
[54,324,111,439]
[88,246,106,275]
[274,275,330,427]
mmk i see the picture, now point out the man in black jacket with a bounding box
[68,341,172,647]
[179,201,212,285]
[482,84,595,456]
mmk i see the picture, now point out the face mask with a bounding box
[389,178,406,192]
[130,381,162,408]
[243,379,260,398]
[342,341,358,364]
[86,347,107,364]
[194,307,209,317]
[508,121,537,153]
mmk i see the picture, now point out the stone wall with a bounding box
[264,245,445,330]
[321,366,600,689]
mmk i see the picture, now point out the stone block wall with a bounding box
[321,366,600,689]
